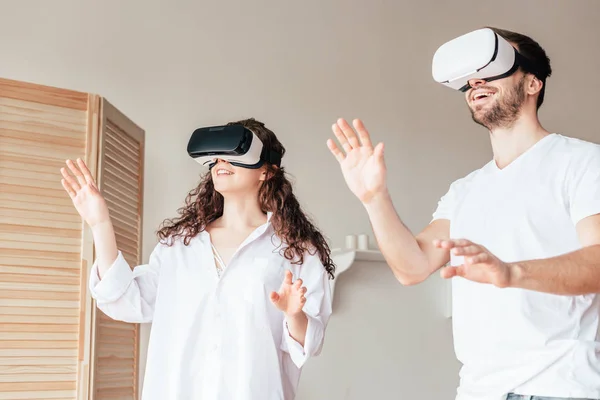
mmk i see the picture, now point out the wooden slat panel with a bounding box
[0,365,77,374]
[0,165,63,183]
[104,197,139,223]
[0,223,80,239]
[0,225,81,242]
[0,341,78,350]
[0,95,87,119]
[0,190,73,208]
[0,129,85,149]
[0,239,81,254]
[93,99,144,400]
[0,175,66,192]
[0,265,80,276]
[0,77,88,110]
[0,281,79,293]
[95,358,135,369]
[0,315,79,324]
[0,299,80,309]
[0,306,78,318]
[0,153,69,171]
[0,138,83,162]
[96,366,134,376]
[106,124,139,152]
[0,117,85,140]
[0,381,76,391]
[0,349,78,358]
[0,182,67,200]
[0,215,80,231]
[0,374,77,383]
[0,248,81,262]
[0,324,78,333]
[0,332,77,341]
[103,140,139,176]
[0,390,76,399]
[0,272,80,286]
[0,357,75,366]
[0,258,80,269]
[0,82,88,400]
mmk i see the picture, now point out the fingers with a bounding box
[440,265,465,279]
[297,283,307,305]
[452,244,481,256]
[352,119,373,148]
[465,252,489,265]
[327,138,345,163]
[66,159,87,187]
[337,118,361,149]
[433,238,474,250]
[76,158,96,187]
[61,178,76,199]
[61,166,81,192]
[331,118,372,153]
[332,122,353,154]
[434,239,492,265]
[373,142,385,161]
[270,291,280,304]
[284,270,293,285]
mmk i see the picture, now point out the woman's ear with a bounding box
[259,165,278,182]
[259,167,268,182]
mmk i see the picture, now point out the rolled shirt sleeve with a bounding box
[89,243,163,324]
[281,251,332,368]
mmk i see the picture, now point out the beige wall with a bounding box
[2,0,599,398]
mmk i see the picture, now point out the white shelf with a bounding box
[330,248,386,306]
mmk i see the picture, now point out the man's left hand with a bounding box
[434,239,513,288]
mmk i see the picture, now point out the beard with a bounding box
[470,76,526,130]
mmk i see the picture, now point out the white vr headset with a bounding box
[187,124,282,169]
[432,28,541,92]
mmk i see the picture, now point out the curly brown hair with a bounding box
[156,118,335,279]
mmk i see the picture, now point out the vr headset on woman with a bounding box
[187,124,282,169]
[432,27,543,92]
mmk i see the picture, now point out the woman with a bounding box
[60,118,334,400]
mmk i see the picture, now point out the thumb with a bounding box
[440,266,458,279]
[374,142,385,161]
[270,291,280,304]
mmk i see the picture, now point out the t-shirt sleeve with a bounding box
[431,179,462,222]
[568,145,600,225]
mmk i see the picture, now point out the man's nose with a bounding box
[468,78,487,88]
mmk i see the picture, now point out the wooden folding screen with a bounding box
[0,77,144,400]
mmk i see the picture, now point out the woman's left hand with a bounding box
[270,270,307,316]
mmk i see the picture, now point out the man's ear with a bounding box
[527,75,543,96]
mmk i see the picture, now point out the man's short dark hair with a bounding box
[487,27,552,109]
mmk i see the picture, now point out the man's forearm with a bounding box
[363,191,432,284]
[509,244,600,295]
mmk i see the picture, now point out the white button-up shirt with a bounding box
[89,213,332,400]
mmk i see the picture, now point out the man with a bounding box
[327,27,600,400]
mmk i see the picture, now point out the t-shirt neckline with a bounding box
[489,133,558,173]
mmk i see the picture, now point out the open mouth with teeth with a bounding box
[216,169,234,176]
[472,91,496,103]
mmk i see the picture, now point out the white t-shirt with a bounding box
[432,133,600,400]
